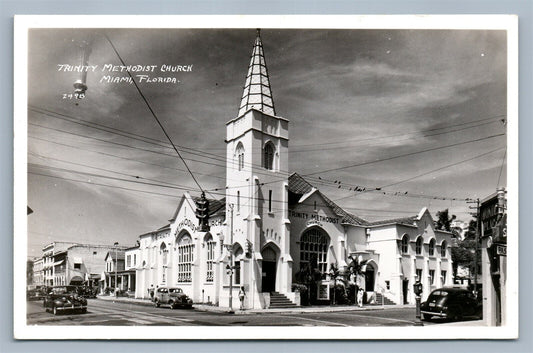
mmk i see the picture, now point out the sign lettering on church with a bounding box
[177,218,198,233]
[289,210,339,224]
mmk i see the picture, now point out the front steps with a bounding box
[269,292,298,308]
[375,292,397,305]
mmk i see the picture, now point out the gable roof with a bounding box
[288,173,369,226]
[105,251,125,261]
[368,216,418,227]
[170,192,226,222]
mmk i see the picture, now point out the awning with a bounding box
[53,260,64,266]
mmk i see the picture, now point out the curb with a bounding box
[96,297,405,315]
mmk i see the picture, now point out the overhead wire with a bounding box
[104,33,205,193]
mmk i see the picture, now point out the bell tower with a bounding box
[225,29,292,308]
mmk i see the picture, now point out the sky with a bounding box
[26,28,507,258]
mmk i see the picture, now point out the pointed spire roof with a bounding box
[238,29,276,117]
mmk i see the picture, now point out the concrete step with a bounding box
[375,293,396,305]
[269,292,298,308]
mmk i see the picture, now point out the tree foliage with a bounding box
[435,208,456,232]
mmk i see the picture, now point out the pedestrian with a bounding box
[357,288,364,308]
[149,284,155,301]
[238,286,246,310]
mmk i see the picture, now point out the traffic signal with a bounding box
[195,192,210,232]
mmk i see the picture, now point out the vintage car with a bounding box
[43,285,88,315]
[26,285,47,301]
[421,287,482,321]
[153,287,193,309]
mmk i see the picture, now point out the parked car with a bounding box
[27,285,47,301]
[43,285,88,315]
[421,287,482,321]
[153,287,193,309]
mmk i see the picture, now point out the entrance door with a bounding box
[402,279,409,304]
[365,266,375,291]
[262,261,276,292]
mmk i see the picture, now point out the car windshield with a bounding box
[169,288,183,293]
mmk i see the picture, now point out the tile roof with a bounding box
[368,216,418,226]
[288,173,369,226]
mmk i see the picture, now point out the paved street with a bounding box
[26,299,479,327]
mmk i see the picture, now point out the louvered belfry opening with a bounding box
[238,29,276,117]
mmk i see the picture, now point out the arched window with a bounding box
[176,233,194,283]
[235,142,245,171]
[160,242,168,265]
[205,234,216,282]
[160,242,168,283]
[401,234,409,254]
[263,142,275,170]
[441,240,447,257]
[415,237,423,255]
[429,239,436,256]
[300,228,330,275]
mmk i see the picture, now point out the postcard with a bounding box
[14,15,518,339]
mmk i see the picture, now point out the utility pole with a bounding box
[468,198,480,294]
[228,204,234,314]
[114,241,119,296]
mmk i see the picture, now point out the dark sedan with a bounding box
[43,285,88,315]
[421,287,481,321]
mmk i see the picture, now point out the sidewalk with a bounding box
[95,295,412,315]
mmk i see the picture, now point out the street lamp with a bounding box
[413,279,424,326]
[114,242,119,297]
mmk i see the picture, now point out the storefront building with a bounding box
[481,188,507,326]
[129,30,453,308]
[40,241,128,288]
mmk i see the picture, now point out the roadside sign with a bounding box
[496,245,507,256]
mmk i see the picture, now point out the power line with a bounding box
[497,147,507,187]
[379,147,506,189]
[30,105,504,181]
[29,163,197,192]
[104,33,205,193]
[304,133,505,176]
[292,114,505,149]
[291,119,501,153]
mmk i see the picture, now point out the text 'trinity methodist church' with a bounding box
[124,30,454,309]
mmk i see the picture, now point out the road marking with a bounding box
[320,311,415,324]
[272,314,348,327]
[86,303,194,323]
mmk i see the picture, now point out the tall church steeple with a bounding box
[238,29,276,117]
[224,30,291,308]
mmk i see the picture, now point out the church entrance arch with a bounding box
[364,263,376,292]
[261,246,277,293]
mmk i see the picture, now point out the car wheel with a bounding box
[53,306,58,316]
[81,308,87,314]
[448,306,461,321]
[421,313,431,322]
[154,300,160,308]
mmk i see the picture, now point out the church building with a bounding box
[127,30,454,309]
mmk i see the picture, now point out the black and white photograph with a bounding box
[14,15,518,339]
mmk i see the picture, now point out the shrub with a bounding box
[292,283,309,306]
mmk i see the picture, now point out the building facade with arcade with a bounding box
[128,30,454,309]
